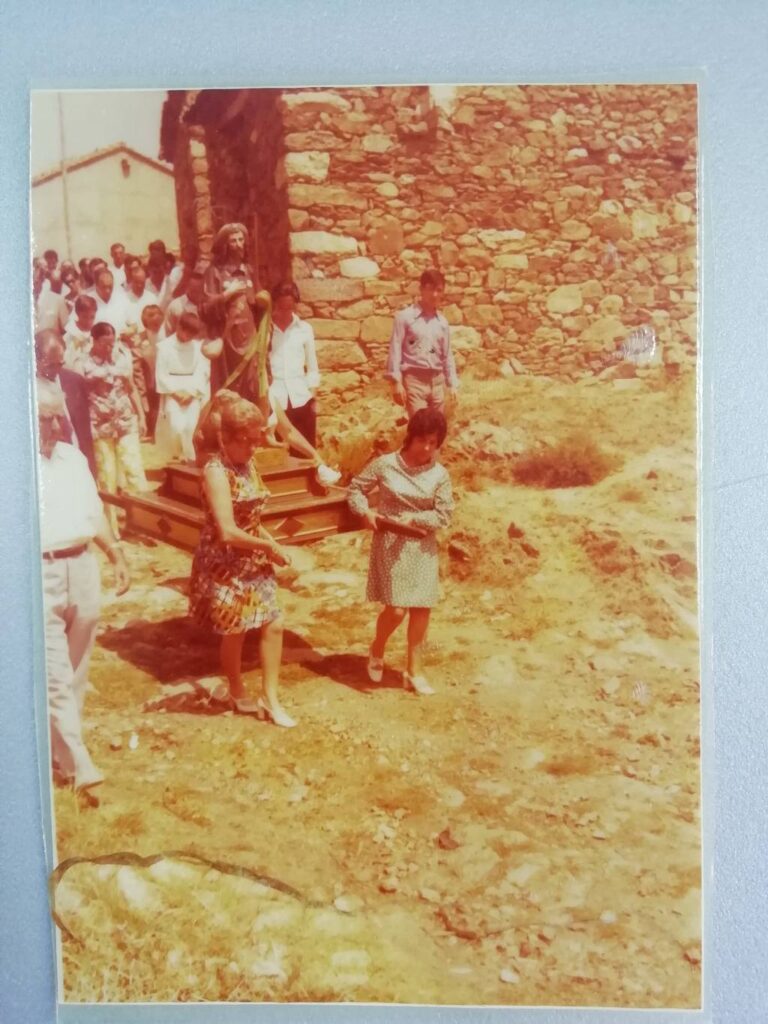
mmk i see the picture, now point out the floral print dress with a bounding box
[190,453,280,634]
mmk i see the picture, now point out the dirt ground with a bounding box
[51,368,701,1008]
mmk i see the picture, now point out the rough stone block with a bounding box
[296,278,365,302]
[546,285,583,315]
[632,209,660,238]
[316,341,368,369]
[290,232,358,255]
[444,212,469,234]
[284,131,342,151]
[319,370,362,392]
[493,254,529,270]
[361,315,394,343]
[287,184,366,210]
[337,299,376,319]
[451,326,482,350]
[368,219,404,257]
[280,91,352,114]
[376,182,399,198]
[339,257,381,279]
[442,303,464,325]
[362,134,395,154]
[288,209,310,231]
[561,220,592,241]
[280,151,331,184]
[673,203,693,224]
[470,305,504,327]
[579,316,627,350]
[307,319,361,340]
[598,294,624,315]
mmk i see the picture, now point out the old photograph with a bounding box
[31,82,700,1007]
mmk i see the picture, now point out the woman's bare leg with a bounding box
[220,632,247,699]
[406,608,432,677]
[260,615,284,707]
[259,615,295,726]
[371,606,407,660]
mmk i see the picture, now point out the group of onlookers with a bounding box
[34,231,462,801]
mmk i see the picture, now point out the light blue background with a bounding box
[1,2,765,1022]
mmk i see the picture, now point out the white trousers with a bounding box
[156,396,203,462]
[42,551,101,785]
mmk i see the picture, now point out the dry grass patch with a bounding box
[512,433,620,489]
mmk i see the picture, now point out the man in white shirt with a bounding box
[124,265,156,335]
[34,262,69,333]
[268,280,321,446]
[164,271,203,334]
[146,254,172,312]
[37,379,129,800]
[108,242,127,288]
[92,268,130,338]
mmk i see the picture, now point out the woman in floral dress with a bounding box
[347,408,454,695]
[190,398,296,726]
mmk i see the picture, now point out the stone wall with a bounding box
[169,83,698,397]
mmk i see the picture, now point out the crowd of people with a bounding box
[34,227,461,802]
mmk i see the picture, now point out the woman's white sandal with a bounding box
[367,648,384,683]
[256,697,297,728]
[404,672,435,696]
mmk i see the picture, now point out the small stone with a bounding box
[600,910,617,924]
[592,830,607,840]
[379,877,399,894]
[334,894,362,914]
[128,732,139,750]
[419,887,441,904]
[500,968,520,984]
[437,827,460,850]
[109,738,123,751]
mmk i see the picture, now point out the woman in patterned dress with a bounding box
[190,399,296,726]
[347,408,454,695]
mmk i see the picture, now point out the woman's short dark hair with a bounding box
[270,280,300,303]
[403,407,448,449]
[91,321,115,341]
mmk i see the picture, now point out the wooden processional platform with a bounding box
[102,447,359,551]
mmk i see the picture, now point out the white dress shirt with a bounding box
[62,320,92,374]
[155,335,210,399]
[108,262,127,288]
[39,443,103,552]
[124,288,157,332]
[94,290,130,336]
[146,276,173,312]
[268,315,320,410]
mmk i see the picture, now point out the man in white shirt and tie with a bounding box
[37,379,130,801]
[268,280,321,447]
